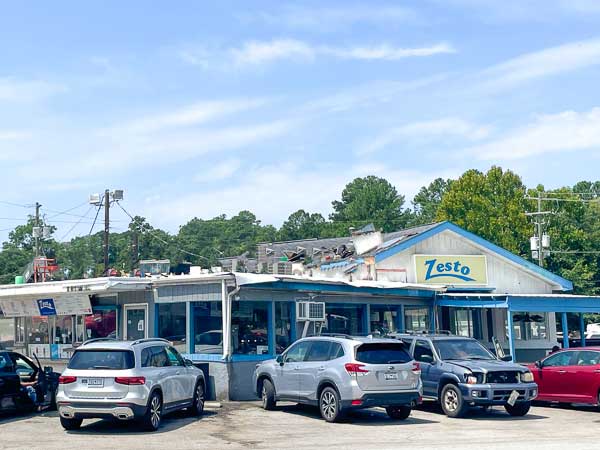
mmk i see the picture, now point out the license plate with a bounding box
[507,390,520,406]
[384,372,398,381]
[84,378,104,388]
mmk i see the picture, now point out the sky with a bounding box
[2,0,600,243]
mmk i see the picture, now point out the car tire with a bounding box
[504,401,531,417]
[319,386,343,423]
[261,379,276,411]
[386,406,411,420]
[440,384,468,418]
[142,391,163,431]
[188,382,205,417]
[60,416,83,431]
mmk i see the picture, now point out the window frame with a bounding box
[413,339,435,363]
[304,340,333,362]
[283,341,311,363]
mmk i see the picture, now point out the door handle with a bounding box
[318,366,325,371]
[294,367,300,370]
[558,370,567,374]
[594,369,600,373]
[176,371,181,375]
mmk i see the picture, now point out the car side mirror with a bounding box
[420,354,434,364]
[534,360,543,369]
[499,355,513,362]
[276,355,284,366]
[184,358,194,367]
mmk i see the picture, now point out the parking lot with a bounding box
[1,402,598,450]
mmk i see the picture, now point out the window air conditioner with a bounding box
[296,302,326,321]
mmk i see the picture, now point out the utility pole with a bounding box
[103,189,110,275]
[34,202,41,257]
[525,192,553,267]
[536,195,543,267]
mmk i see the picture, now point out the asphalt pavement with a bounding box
[1,401,598,450]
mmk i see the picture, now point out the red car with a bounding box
[527,347,600,406]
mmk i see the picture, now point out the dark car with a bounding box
[527,347,600,406]
[0,351,59,413]
[390,333,537,418]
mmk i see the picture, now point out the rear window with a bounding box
[68,350,135,370]
[356,343,411,364]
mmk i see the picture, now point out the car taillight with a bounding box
[345,363,369,376]
[58,375,77,384]
[412,362,421,374]
[115,376,146,385]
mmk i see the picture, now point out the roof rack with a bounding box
[131,338,171,346]
[311,333,355,340]
[391,330,454,336]
[80,337,119,346]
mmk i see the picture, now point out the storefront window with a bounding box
[75,315,85,343]
[511,312,548,340]
[370,305,398,336]
[15,317,25,344]
[84,310,117,340]
[232,301,269,355]
[451,309,474,337]
[275,302,292,353]
[405,307,429,332]
[326,304,364,335]
[158,303,187,352]
[28,317,50,344]
[0,317,15,349]
[193,302,223,354]
[54,316,74,344]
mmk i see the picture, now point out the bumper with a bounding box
[342,391,422,410]
[57,402,148,420]
[459,383,538,405]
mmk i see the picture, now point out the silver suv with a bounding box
[253,335,422,422]
[56,338,206,431]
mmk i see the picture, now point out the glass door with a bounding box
[124,305,148,341]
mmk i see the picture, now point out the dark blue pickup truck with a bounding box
[390,333,538,418]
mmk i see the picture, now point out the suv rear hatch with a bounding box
[62,349,136,400]
[352,342,419,392]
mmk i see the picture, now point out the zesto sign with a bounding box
[414,255,488,285]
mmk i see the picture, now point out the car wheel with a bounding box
[504,401,531,417]
[319,387,343,423]
[188,382,205,417]
[386,406,411,420]
[60,416,83,431]
[440,384,468,418]
[261,379,276,410]
[142,392,163,431]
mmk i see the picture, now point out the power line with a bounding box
[88,204,103,236]
[114,201,211,262]
[59,205,96,241]
[45,201,90,219]
[0,200,35,208]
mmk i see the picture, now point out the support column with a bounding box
[580,313,586,347]
[268,301,276,355]
[561,312,569,349]
[397,305,405,333]
[363,304,370,335]
[187,302,193,354]
[429,306,436,333]
[506,310,516,362]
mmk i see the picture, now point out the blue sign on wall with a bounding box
[37,298,57,316]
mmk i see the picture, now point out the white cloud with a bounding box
[194,159,242,183]
[106,98,268,135]
[359,117,490,155]
[180,39,455,68]
[0,130,29,141]
[143,162,457,231]
[0,77,66,102]
[468,107,600,160]
[479,38,600,90]
[242,5,418,31]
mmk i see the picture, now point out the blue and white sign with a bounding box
[36,298,57,316]
[414,255,488,285]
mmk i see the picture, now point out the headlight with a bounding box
[465,375,478,384]
[521,371,534,383]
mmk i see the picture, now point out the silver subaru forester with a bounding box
[253,335,422,422]
[56,338,205,431]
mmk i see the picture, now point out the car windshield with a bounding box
[433,339,495,361]
[356,343,411,364]
[68,350,135,370]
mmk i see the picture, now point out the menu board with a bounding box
[0,294,92,317]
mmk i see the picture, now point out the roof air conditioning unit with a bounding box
[265,248,274,256]
[296,301,326,321]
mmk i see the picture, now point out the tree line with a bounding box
[0,166,598,298]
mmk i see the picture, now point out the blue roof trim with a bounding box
[245,281,436,299]
[509,296,600,313]
[375,221,573,291]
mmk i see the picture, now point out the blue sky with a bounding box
[2,0,600,242]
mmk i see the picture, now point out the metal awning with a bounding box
[436,293,600,313]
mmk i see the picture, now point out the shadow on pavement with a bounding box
[415,401,548,421]
[277,403,439,426]
[66,410,218,435]
[0,409,59,425]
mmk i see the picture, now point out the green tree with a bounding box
[278,210,327,241]
[409,178,453,226]
[330,176,410,233]
[437,167,529,255]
